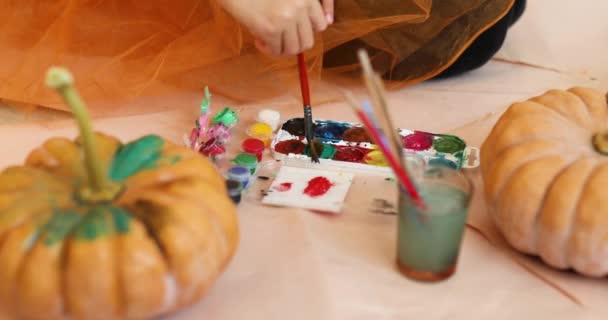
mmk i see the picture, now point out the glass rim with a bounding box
[401,163,474,205]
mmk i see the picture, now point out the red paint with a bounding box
[303,176,333,197]
[273,182,293,192]
[341,127,372,143]
[274,139,306,155]
[333,147,365,163]
[403,131,434,151]
[242,138,265,161]
[199,138,225,156]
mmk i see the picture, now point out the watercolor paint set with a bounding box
[270,118,479,173]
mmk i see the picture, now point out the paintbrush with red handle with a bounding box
[297,52,320,163]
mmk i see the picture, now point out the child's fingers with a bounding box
[297,15,314,52]
[322,0,334,24]
[308,1,328,32]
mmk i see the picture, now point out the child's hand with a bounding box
[219,0,334,56]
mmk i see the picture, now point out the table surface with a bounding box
[1,1,607,319]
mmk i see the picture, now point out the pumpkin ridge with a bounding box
[539,157,598,270]
[487,144,565,204]
[126,200,172,265]
[566,163,608,276]
[567,87,608,128]
[485,115,580,158]
[530,91,595,130]
[494,154,570,253]
[531,155,585,256]
[527,99,591,131]
[111,228,126,319]
[130,192,224,302]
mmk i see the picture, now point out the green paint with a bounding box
[385,177,395,182]
[432,135,466,154]
[40,209,83,245]
[200,86,212,114]
[231,153,258,174]
[305,142,336,159]
[212,107,239,126]
[75,207,111,240]
[73,205,132,241]
[111,206,132,233]
[110,135,165,182]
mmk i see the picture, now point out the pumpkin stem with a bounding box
[592,131,608,155]
[45,67,108,193]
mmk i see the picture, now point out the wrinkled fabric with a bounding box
[0,0,513,117]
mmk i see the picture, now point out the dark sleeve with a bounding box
[434,0,526,79]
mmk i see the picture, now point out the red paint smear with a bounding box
[273,182,293,192]
[274,139,306,155]
[403,131,434,151]
[303,176,333,197]
[333,147,366,163]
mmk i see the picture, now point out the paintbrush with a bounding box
[356,50,403,160]
[297,53,320,163]
[344,92,426,210]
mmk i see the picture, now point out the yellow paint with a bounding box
[247,122,273,146]
[363,150,389,167]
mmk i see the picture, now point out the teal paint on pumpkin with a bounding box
[40,210,82,246]
[75,207,111,240]
[110,135,165,182]
[110,206,132,234]
[73,205,133,241]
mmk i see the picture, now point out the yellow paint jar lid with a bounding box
[363,150,389,167]
[247,122,273,145]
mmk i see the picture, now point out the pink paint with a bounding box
[403,131,434,151]
[273,182,293,192]
[303,176,333,197]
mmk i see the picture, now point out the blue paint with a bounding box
[429,157,458,170]
[313,120,350,141]
[226,166,251,187]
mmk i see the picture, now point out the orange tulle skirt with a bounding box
[0,0,513,117]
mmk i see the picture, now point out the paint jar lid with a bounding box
[256,109,281,131]
[242,138,265,154]
[247,122,273,139]
[231,153,258,172]
[212,107,239,127]
[363,150,389,167]
[227,166,251,179]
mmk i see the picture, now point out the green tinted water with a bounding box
[397,184,469,274]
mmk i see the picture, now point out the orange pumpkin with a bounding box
[480,87,608,277]
[0,68,239,319]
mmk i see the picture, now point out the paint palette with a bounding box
[271,118,479,171]
[261,166,354,213]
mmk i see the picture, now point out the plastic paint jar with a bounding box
[247,122,273,146]
[225,179,243,204]
[231,153,259,174]
[226,166,252,188]
[256,109,281,132]
[241,138,266,161]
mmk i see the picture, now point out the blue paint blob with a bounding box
[314,121,349,140]
[429,157,458,170]
[227,166,252,187]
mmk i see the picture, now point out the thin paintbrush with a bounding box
[344,92,426,209]
[356,50,403,160]
[297,53,319,163]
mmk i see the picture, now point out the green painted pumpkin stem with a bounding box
[45,67,107,193]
